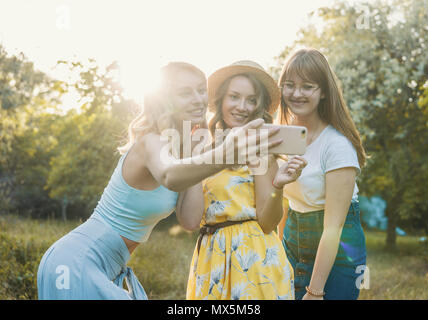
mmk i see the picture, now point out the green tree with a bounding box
[0,44,55,213]
[45,60,138,219]
[0,45,45,168]
[272,0,428,249]
[0,45,138,219]
[7,108,61,217]
[3,78,69,217]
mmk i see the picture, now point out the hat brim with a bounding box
[208,65,280,115]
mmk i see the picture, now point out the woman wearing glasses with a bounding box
[276,48,367,300]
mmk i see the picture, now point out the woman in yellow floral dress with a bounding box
[183,61,307,300]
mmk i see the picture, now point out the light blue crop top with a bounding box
[92,151,178,242]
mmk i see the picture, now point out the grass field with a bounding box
[0,214,427,300]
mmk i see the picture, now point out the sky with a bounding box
[0,0,370,104]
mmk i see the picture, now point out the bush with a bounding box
[0,232,50,299]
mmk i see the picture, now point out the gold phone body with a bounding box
[261,124,307,155]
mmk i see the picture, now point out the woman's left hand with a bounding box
[273,155,307,187]
[302,292,324,300]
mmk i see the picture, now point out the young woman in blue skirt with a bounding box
[37,62,281,300]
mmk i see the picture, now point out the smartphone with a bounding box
[260,124,307,155]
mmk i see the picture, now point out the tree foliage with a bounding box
[43,60,139,218]
[1,47,138,219]
[0,45,49,170]
[272,0,428,247]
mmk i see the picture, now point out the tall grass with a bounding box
[358,231,428,300]
[128,226,198,299]
[0,214,426,299]
[0,215,81,299]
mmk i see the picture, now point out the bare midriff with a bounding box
[121,235,140,255]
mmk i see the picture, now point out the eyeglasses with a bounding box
[281,82,320,97]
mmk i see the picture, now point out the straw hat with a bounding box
[208,60,280,115]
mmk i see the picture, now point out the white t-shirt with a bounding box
[282,125,360,213]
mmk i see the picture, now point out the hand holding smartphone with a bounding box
[260,124,307,155]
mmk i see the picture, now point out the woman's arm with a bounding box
[275,158,289,240]
[143,119,281,192]
[277,198,289,240]
[176,183,204,231]
[254,156,284,234]
[142,132,224,192]
[303,167,357,300]
[255,155,306,234]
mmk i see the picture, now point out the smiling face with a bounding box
[282,73,324,119]
[169,68,208,126]
[221,75,258,128]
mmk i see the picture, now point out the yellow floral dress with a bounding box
[186,166,295,300]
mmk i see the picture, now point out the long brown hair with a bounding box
[277,48,366,167]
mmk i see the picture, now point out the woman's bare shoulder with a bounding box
[134,133,159,153]
[132,132,162,159]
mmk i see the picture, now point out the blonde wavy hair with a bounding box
[277,48,367,167]
[118,62,206,155]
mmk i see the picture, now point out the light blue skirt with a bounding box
[37,214,148,300]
